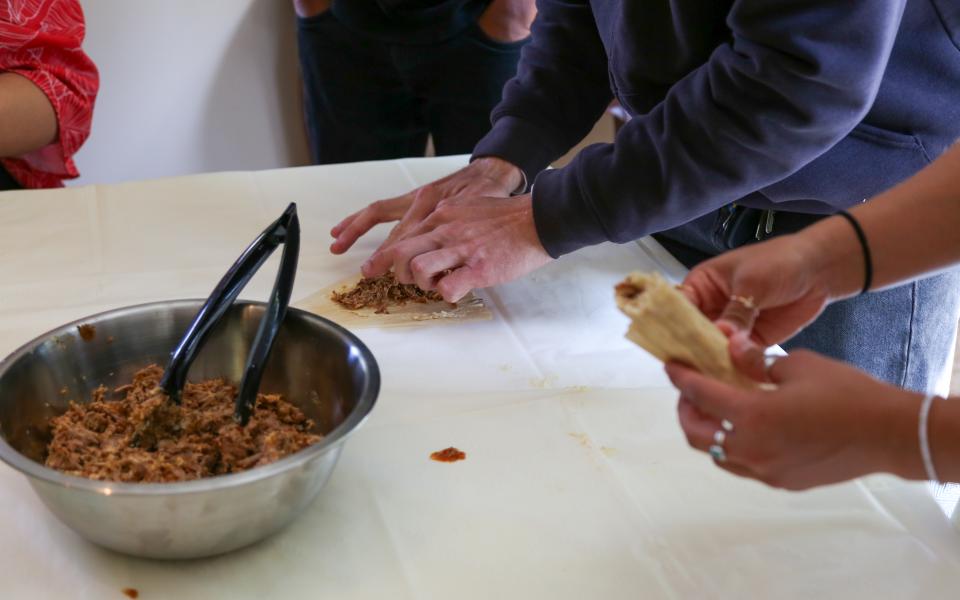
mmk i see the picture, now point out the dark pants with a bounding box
[655,208,960,393]
[0,164,21,191]
[297,11,528,164]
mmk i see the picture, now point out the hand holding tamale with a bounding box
[615,272,757,389]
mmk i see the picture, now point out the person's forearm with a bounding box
[870,388,960,484]
[526,0,906,258]
[928,395,960,483]
[471,0,612,184]
[472,156,524,192]
[293,0,330,18]
[492,0,537,22]
[798,143,960,299]
[0,72,58,158]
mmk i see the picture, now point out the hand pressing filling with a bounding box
[331,271,448,314]
[44,365,321,483]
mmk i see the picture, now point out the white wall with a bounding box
[73,0,310,186]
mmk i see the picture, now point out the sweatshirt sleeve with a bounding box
[471,0,613,189]
[530,0,907,257]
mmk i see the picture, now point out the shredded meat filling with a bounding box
[45,365,321,483]
[614,282,643,299]
[331,271,447,314]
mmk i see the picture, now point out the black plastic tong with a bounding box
[159,203,300,425]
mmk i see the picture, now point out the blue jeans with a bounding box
[655,209,960,393]
[296,11,528,164]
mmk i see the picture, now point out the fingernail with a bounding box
[730,333,752,354]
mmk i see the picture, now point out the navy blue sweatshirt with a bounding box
[472,1,960,257]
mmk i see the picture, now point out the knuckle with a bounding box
[367,250,385,266]
[423,212,442,229]
[471,260,492,282]
[462,223,483,239]
[743,448,778,476]
[416,274,436,291]
[471,244,490,262]
[409,255,428,276]
[736,269,765,290]
[434,203,455,221]
[760,473,785,489]
[394,240,416,261]
[437,279,454,299]
[385,223,404,241]
[345,216,367,233]
[434,223,456,242]
[745,453,771,475]
[395,269,414,284]
[414,185,436,203]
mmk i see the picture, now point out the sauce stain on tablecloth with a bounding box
[430,447,466,463]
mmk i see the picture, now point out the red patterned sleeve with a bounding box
[0,0,99,188]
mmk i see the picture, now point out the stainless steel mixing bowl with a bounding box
[0,300,379,559]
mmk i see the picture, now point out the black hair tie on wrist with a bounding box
[836,210,873,295]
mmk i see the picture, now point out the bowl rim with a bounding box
[0,299,380,496]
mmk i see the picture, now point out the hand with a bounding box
[293,0,331,18]
[477,0,537,43]
[330,157,523,255]
[361,193,552,302]
[664,343,919,490]
[680,233,832,346]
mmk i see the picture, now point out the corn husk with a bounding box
[615,272,756,389]
[295,273,491,329]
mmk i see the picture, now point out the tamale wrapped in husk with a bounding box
[615,272,757,389]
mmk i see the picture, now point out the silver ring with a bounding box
[712,421,732,463]
[709,444,727,463]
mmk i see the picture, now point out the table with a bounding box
[1,157,959,599]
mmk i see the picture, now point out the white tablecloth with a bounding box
[1,156,958,599]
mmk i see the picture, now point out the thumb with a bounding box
[384,186,440,247]
[728,331,769,382]
[765,349,819,385]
